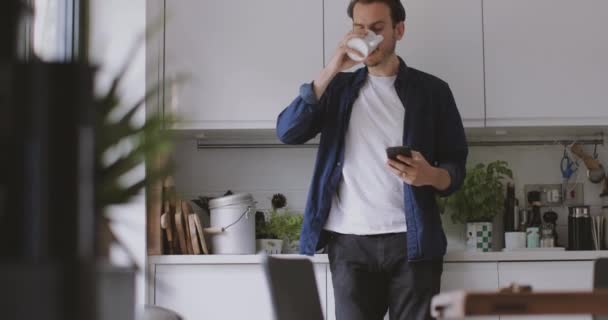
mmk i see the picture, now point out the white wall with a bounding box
[89,0,147,315]
[174,139,608,251]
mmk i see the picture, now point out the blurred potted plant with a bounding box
[94,28,184,258]
[442,160,513,252]
[256,194,304,254]
[93,28,191,318]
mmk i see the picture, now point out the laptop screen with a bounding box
[264,256,325,320]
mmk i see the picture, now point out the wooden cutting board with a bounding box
[188,214,201,254]
[174,204,188,254]
[193,214,209,254]
[431,289,608,319]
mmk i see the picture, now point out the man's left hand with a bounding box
[387,151,450,190]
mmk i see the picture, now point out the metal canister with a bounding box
[568,206,591,250]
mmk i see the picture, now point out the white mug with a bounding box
[346,31,384,62]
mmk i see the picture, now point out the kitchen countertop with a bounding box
[148,250,608,265]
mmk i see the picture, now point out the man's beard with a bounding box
[365,39,396,68]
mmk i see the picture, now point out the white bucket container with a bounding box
[208,193,256,254]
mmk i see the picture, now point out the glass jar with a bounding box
[526,227,540,248]
[540,224,555,248]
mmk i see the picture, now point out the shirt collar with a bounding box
[352,55,409,89]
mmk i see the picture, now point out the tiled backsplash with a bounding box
[174,139,608,251]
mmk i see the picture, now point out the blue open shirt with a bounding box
[276,57,468,261]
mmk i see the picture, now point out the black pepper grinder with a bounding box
[542,210,559,246]
[527,191,542,227]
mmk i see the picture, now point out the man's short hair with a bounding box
[347,0,406,26]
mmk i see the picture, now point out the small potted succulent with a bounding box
[256,194,304,254]
[442,160,513,252]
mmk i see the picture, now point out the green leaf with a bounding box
[444,160,512,224]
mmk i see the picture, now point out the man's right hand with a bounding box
[312,31,367,100]
[326,31,368,74]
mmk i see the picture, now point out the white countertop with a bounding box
[148,250,608,265]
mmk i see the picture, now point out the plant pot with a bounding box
[283,239,300,254]
[256,239,283,254]
[97,262,136,320]
[466,222,493,252]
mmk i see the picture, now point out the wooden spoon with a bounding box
[570,143,606,183]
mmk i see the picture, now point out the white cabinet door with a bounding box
[154,264,327,320]
[442,262,500,320]
[498,261,594,320]
[399,0,485,128]
[484,0,608,127]
[164,0,323,130]
[323,0,485,127]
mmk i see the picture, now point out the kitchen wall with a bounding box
[174,139,608,252]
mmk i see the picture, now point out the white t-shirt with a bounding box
[324,74,407,235]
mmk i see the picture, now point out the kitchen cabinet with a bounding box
[151,0,608,132]
[327,262,499,320]
[163,0,323,130]
[483,0,608,127]
[154,263,328,320]
[442,262,500,320]
[149,254,607,319]
[323,0,486,127]
[498,261,595,320]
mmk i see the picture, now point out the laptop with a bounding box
[263,256,325,320]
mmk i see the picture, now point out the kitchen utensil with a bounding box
[181,200,199,254]
[518,208,529,232]
[504,183,516,232]
[591,216,605,250]
[187,214,202,254]
[542,210,559,246]
[571,143,606,183]
[174,206,188,254]
[160,210,175,254]
[527,190,542,228]
[561,148,578,178]
[180,201,194,254]
[192,213,209,254]
[561,148,579,200]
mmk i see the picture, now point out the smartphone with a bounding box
[386,146,412,161]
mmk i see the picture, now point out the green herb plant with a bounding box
[443,160,513,224]
[257,209,304,242]
[256,193,303,241]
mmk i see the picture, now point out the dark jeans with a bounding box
[327,232,443,320]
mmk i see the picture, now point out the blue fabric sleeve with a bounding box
[276,81,328,145]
